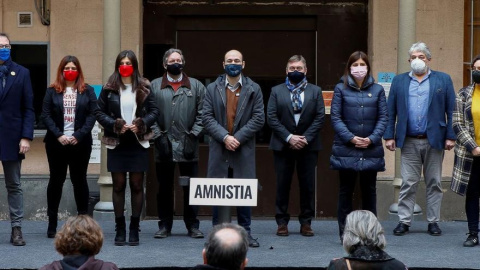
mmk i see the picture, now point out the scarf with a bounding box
[286,77,307,113]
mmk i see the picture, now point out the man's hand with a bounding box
[385,139,396,151]
[224,135,240,151]
[19,138,30,154]
[288,135,308,150]
[445,139,455,151]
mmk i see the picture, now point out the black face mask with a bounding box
[473,70,480,84]
[287,70,305,84]
[166,63,183,75]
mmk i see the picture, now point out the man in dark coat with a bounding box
[202,49,264,247]
[267,55,325,237]
[0,33,34,246]
[191,223,249,270]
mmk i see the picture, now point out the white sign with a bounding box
[89,122,101,164]
[189,178,258,206]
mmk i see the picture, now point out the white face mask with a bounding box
[350,65,368,80]
[410,58,427,75]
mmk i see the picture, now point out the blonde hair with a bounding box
[54,215,103,256]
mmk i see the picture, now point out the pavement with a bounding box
[0,219,479,269]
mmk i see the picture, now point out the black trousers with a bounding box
[466,157,480,233]
[156,161,199,231]
[273,149,318,225]
[337,170,377,235]
[45,141,91,218]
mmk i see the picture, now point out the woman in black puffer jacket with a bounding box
[330,51,388,242]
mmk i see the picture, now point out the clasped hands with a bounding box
[119,124,139,134]
[288,135,308,150]
[57,135,79,146]
[350,136,371,148]
[224,135,240,151]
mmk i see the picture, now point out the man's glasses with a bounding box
[0,44,11,49]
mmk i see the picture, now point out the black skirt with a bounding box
[107,131,148,172]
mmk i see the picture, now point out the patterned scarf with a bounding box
[286,76,307,113]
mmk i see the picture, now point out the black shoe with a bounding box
[10,227,26,246]
[188,228,204,238]
[463,232,479,247]
[393,222,409,236]
[114,216,126,246]
[128,216,140,246]
[428,223,442,236]
[47,216,57,238]
[248,234,259,248]
[154,227,171,238]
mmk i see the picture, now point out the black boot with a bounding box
[129,216,140,246]
[114,216,126,246]
[47,216,57,238]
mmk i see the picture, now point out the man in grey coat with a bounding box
[151,48,206,239]
[202,49,265,247]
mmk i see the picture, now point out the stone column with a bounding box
[389,0,422,217]
[93,0,121,220]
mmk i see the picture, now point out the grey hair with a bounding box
[409,42,432,60]
[342,210,386,254]
[204,223,249,270]
[163,48,185,66]
[286,55,307,69]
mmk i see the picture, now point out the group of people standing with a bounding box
[0,29,479,251]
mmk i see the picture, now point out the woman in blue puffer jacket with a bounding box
[330,51,388,242]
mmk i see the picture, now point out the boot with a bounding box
[114,216,126,246]
[129,216,140,246]
[11,227,26,246]
[47,216,57,238]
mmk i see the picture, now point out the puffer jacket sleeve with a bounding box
[367,86,388,145]
[331,84,355,143]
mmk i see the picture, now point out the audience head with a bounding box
[54,215,104,257]
[342,210,386,254]
[203,223,249,270]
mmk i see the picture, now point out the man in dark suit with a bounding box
[0,33,34,246]
[384,42,456,236]
[267,55,325,237]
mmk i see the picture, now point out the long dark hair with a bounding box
[106,50,141,91]
[50,55,86,93]
[343,51,371,87]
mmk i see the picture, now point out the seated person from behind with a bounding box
[327,210,407,270]
[40,215,118,270]
[191,223,249,270]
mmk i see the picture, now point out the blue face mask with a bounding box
[0,48,11,61]
[225,64,242,77]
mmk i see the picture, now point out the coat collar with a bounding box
[160,72,191,89]
[346,245,394,262]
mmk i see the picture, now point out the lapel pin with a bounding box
[235,93,240,97]
[368,93,372,97]
[10,71,15,76]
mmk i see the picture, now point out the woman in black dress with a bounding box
[96,50,158,246]
[41,55,97,238]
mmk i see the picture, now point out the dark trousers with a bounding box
[45,142,91,218]
[337,170,377,235]
[156,161,199,231]
[273,149,318,225]
[466,157,480,233]
[212,167,251,233]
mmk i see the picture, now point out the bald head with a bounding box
[225,50,243,61]
[203,223,249,270]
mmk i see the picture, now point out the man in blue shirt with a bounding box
[384,42,456,236]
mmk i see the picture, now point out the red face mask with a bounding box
[119,65,134,77]
[63,70,79,81]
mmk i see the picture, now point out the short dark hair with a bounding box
[0,33,10,43]
[472,54,480,68]
[204,223,249,270]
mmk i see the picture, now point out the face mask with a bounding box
[63,70,79,81]
[0,48,11,61]
[119,65,134,77]
[473,70,480,84]
[166,63,183,75]
[225,64,242,77]
[350,65,368,80]
[411,58,427,75]
[287,70,305,84]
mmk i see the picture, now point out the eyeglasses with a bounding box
[0,44,11,49]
